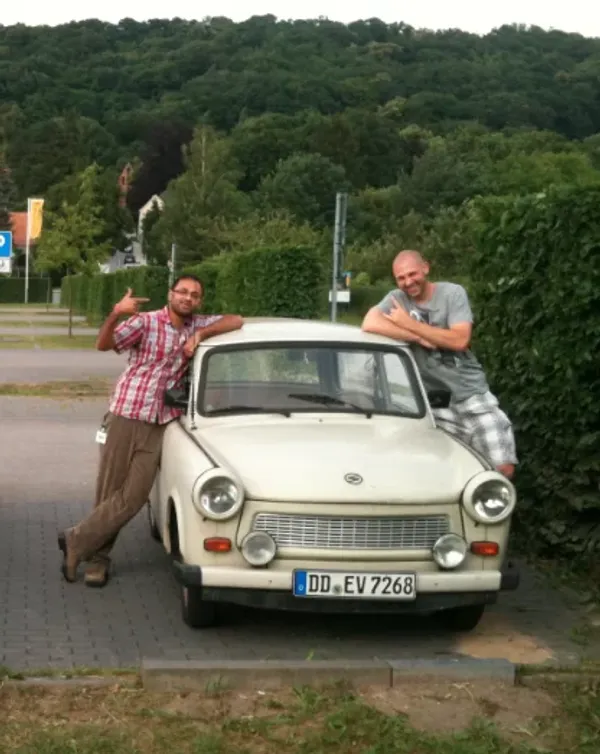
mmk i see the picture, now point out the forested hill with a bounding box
[1,16,600,209]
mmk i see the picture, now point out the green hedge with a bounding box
[0,277,50,303]
[185,245,323,318]
[61,266,169,323]
[470,185,600,560]
[347,282,391,318]
[182,259,221,314]
[61,246,324,322]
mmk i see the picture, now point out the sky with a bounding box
[1,0,599,38]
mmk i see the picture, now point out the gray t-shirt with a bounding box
[377,282,489,403]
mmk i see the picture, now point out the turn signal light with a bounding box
[470,541,499,557]
[204,537,232,552]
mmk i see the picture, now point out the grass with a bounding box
[0,379,112,398]
[0,676,596,753]
[0,334,98,349]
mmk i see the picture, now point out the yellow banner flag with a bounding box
[28,198,44,241]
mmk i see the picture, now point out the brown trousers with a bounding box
[69,413,166,563]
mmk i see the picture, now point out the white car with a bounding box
[148,318,519,631]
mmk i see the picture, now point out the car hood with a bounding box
[193,416,484,503]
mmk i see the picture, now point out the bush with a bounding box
[182,259,223,314]
[470,185,600,560]
[347,282,391,319]
[60,266,169,322]
[0,277,50,303]
[187,246,324,318]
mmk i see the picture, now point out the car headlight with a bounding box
[241,531,277,567]
[432,533,467,570]
[192,469,244,521]
[462,471,516,524]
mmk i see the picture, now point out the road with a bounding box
[0,394,589,671]
[0,349,125,383]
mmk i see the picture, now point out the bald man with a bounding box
[362,250,516,479]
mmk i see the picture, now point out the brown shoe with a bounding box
[57,531,79,583]
[84,559,110,588]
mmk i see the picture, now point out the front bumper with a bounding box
[173,559,520,614]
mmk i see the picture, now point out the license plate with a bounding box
[293,570,416,600]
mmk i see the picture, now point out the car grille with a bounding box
[252,513,450,551]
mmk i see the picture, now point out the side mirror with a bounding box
[427,389,451,410]
[164,387,188,410]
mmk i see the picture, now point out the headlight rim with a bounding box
[241,530,277,567]
[462,470,516,524]
[432,532,468,570]
[192,468,245,521]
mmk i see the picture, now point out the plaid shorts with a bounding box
[433,391,517,467]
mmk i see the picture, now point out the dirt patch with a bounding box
[453,611,555,664]
[364,679,556,740]
[0,679,561,752]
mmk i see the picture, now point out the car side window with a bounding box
[382,352,420,414]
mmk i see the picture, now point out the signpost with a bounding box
[0,230,12,275]
[330,192,348,322]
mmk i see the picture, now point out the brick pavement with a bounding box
[0,397,589,671]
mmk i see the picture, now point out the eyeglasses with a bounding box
[172,288,202,301]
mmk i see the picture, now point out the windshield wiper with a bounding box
[206,405,291,417]
[288,392,373,418]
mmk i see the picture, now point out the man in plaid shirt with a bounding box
[58,274,243,587]
[362,250,517,479]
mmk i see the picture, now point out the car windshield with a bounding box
[199,344,425,419]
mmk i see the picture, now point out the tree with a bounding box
[126,119,194,216]
[0,161,16,231]
[35,164,112,336]
[45,166,134,252]
[157,125,250,264]
[257,153,349,228]
[219,209,326,253]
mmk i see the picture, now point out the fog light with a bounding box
[241,531,277,567]
[432,533,467,570]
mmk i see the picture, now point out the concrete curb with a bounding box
[1,675,138,689]
[140,657,516,692]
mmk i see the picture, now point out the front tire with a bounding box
[181,585,218,628]
[441,604,485,632]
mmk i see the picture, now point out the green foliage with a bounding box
[45,166,134,253]
[185,245,323,318]
[61,266,169,323]
[0,277,49,303]
[470,184,600,559]
[157,125,250,264]
[181,259,222,314]
[257,152,349,228]
[347,282,392,319]
[34,164,112,279]
[0,159,16,230]
[219,210,326,254]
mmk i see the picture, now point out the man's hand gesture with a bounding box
[113,288,150,317]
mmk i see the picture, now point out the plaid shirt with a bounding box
[109,307,222,424]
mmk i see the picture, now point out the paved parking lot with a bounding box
[0,391,589,671]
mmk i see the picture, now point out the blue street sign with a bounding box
[0,231,12,257]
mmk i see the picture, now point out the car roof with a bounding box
[200,317,409,348]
